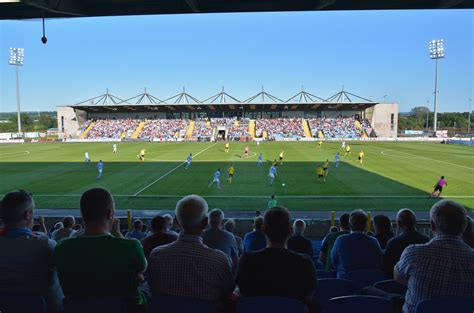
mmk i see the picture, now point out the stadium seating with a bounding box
[62,298,128,313]
[86,119,140,139]
[373,280,407,295]
[343,269,387,291]
[138,119,189,140]
[313,278,355,309]
[256,118,305,139]
[237,296,306,313]
[0,293,46,313]
[324,295,393,313]
[317,270,336,279]
[149,295,216,313]
[415,297,474,313]
[308,117,361,139]
[192,119,213,138]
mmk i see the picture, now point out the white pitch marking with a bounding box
[0,150,30,157]
[380,149,474,170]
[132,143,218,196]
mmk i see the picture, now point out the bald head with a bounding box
[293,219,306,235]
[397,209,417,230]
[175,195,208,234]
[430,199,467,236]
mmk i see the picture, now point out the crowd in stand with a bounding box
[256,118,305,139]
[2,188,472,313]
[86,119,140,139]
[138,119,189,140]
[308,117,362,138]
[227,124,250,138]
[192,120,213,138]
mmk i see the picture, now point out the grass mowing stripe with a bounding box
[380,149,474,170]
[132,143,217,196]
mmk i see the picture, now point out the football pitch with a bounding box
[0,141,473,212]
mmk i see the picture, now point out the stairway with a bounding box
[302,119,312,138]
[131,121,146,139]
[186,120,195,139]
[263,130,268,139]
[249,120,256,138]
[79,122,94,139]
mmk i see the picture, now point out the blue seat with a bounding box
[374,280,407,295]
[0,293,46,313]
[318,270,336,279]
[313,278,355,308]
[343,269,387,291]
[415,297,474,313]
[324,295,393,313]
[237,296,306,313]
[63,298,128,313]
[150,295,216,313]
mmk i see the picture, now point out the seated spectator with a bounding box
[49,221,63,238]
[0,190,63,313]
[373,214,395,249]
[288,219,313,258]
[202,209,239,271]
[243,216,267,252]
[236,207,317,306]
[125,219,147,240]
[55,188,148,311]
[163,213,179,236]
[332,210,382,278]
[395,200,474,313]
[141,215,178,259]
[148,195,234,309]
[462,216,474,248]
[381,209,429,278]
[224,219,243,256]
[330,226,339,233]
[319,213,350,271]
[52,216,76,242]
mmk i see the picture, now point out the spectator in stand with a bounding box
[148,195,234,310]
[462,216,474,248]
[332,210,382,279]
[49,222,63,239]
[395,200,474,313]
[373,215,395,249]
[141,215,178,259]
[236,207,317,307]
[224,219,243,256]
[267,194,277,209]
[55,188,148,311]
[163,213,179,236]
[202,209,239,271]
[0,190,63,313]
[319,213,350,271]
[243,216,267,252]
[52,216,76,242]
[125,219,147,240]
[381,209,429,278]
[288,219,313,258]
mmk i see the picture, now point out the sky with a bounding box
[0,9,472,113]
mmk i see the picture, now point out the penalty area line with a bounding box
[132,143,218,196]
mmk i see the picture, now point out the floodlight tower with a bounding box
[428,40,445,133]
[9,48,24,133]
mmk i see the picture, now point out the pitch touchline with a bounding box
[380,149,474,171]
[132,143,218,196]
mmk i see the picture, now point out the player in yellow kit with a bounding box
[358,150,365,165]
[317,140,323,148]
[344,145,351,156]
[323,159,330,176]
[279,151,284,165]
[138,148,146,161]
[228,163,235,184]
[317,166,326,182]
[225,142,230,153]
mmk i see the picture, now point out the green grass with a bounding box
[0,141,472,212]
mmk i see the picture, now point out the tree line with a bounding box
[0,112,57,133]
[397,106,472,132]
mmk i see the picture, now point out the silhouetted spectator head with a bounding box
[133,219,143,231]
[63,216,75,229]
[54,222,64,230]
[151,215,167,233]
[175,195,208,235]
[0,190,35,228]
[462,216,474,248]
[293,219,306,235]
[349,209,368,232]
[80,188,115,229]
[396,208,417,230]
[330,226,339,233]
[254,216,264,231]
[74,224,83,232]
[430,199,467,236]
[224,219,236,233]
[263,207,292,244]
[373,215,392,236]
[208,209,224,229]
[162,214,173,231]
[339,213,350,231]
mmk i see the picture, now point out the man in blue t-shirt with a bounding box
[243,216,267,252]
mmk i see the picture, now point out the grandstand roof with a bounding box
[63,87,378,113]
[2,0,471,20]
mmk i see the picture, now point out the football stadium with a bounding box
[1,1,473,313]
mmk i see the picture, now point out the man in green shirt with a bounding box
[319,213,351,271]
[267,195,277,209]
[55,188,147,311]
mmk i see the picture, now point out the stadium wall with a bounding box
[57,106,87,138]
[368,103,398,138]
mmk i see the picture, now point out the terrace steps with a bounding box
[186,120,195,139]
[131,121,146,139]
[263,130,268,139]
[79,122,94,139]
[303,119,312,138]
[249,120,256,137]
